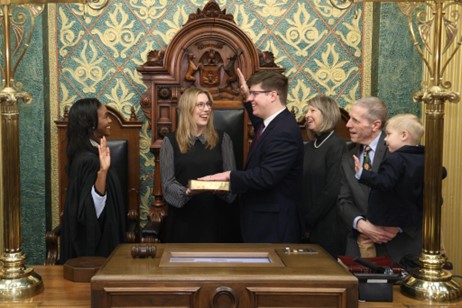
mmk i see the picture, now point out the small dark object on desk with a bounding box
[355,272,401,302]
[354,257,394,274]
[63,256,106,282]
[131,244,157,258]
[283,247,318,254]
[337,255,404,274]
[338,255,403,302]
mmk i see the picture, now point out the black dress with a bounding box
[302,131,347,257]
[60,150,126,264]
[164,132,240,243]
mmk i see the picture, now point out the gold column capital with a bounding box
[414,86,460,105]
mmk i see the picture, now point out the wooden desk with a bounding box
[1,254,461,307]
[92,243,358,307]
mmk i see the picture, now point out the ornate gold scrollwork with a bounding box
[329,0,354,10]
[86,0,108,10]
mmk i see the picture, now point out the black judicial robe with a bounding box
[60,150,126,264]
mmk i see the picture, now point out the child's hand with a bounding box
[353,154,360,173]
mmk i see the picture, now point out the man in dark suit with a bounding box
[338,97,422,263]
[203,69,303,243]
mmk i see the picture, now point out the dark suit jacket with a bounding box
[337,132,423,263]
[230,103,304,243]
[360,145,424,228]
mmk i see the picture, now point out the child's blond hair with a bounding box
[386,113,424,144]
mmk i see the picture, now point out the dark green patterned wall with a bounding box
[376,3,422,117]
[17,15,48,264]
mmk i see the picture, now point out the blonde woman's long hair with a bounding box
[176,87,218,153]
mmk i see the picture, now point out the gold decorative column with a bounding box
[0,88,39,300]
[402,85,461,301]
[0,0,108,301]
[0,3,42,300]
[330,0,462,302]
[399,0,462,301]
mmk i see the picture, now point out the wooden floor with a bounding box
[0,266,90,308]
[0,265,461,307]
[361,288,462,307]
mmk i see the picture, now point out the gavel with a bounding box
[131,244,157,258]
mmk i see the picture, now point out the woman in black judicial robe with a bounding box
[159,87,238,243]
[301,95,347,257]
[60,98,126,264]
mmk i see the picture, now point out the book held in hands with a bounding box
[188,180,230,192]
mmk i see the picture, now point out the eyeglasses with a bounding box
[248,90,274,97]
[195,102,213,110]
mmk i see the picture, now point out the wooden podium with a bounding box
[91,243,358,307]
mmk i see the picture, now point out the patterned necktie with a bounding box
[363,145,372,171]
[254,124,265,143]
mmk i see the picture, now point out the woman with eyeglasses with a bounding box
[159,87,238,243]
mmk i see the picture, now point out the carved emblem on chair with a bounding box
[182,44,244,99]
[146,50,165,66]
[259,50,278,68]
[186,0,234,24]
[224,49,243,93]
[185,53,200,81]
[199,49,223,87]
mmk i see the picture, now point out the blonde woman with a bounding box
[302,95,347,257]
[159,87,238,243]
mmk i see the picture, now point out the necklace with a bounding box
[313,130,334,149]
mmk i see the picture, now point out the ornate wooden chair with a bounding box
[45,105,143,265]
